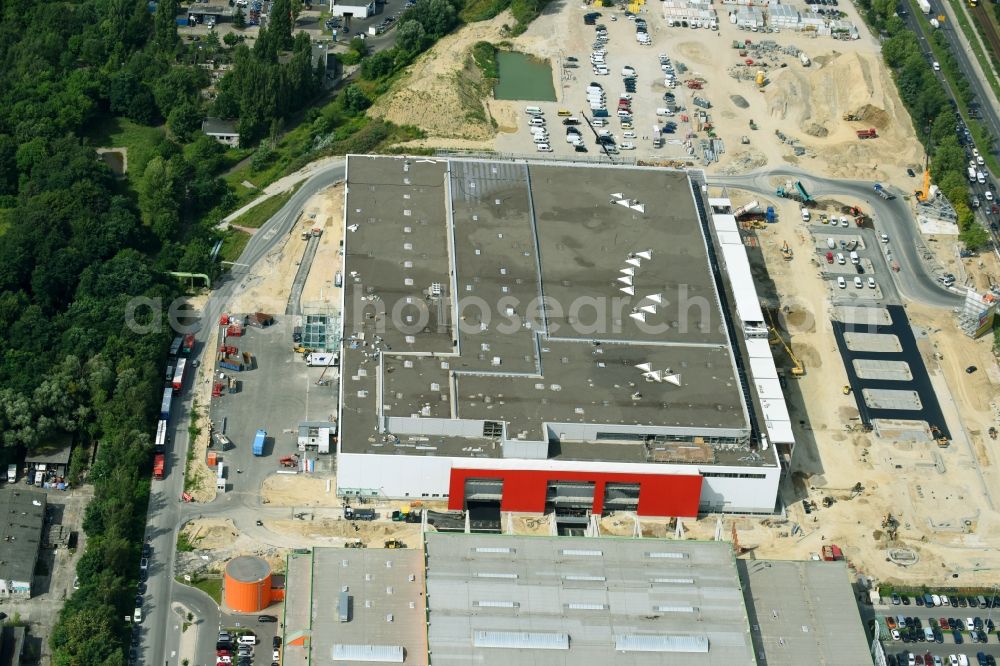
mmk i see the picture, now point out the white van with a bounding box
[529,126,547,135]
[525,106,542,115]
[133,607,143,624]
[656,108,674,116]
[529,117,546,126]
[237,634,258,646]
[800,207,810,221]
[533,135,549,144]
[536,143,553,152]
[592,118,606,127]
[849,250,859,264]
[836,253,845,265]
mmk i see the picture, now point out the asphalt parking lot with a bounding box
[814,223,897,305]
[875,595,1000,666]
[497,6,698,162]
[207,318,337,500]
[220,610,282,664]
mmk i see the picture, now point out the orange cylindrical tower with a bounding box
[224,556,272,613]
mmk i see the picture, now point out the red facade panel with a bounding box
[449,468,702,517]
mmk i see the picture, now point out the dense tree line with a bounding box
[858,0,991,248]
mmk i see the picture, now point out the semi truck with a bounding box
[160,387,173,420]
[873,183,892,200]
[172,358,186,393]
[344,507,376,521]
[154,419,168,454]
[169,337,183,356]
[153,453,165,480]
[253,429,266,456]
[968,166,977,182]
[917,0,931,13]
[182,334,195,355]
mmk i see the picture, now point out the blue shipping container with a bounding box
[253,429,266,456]
[160,387,173,420]
[219,361,242,371]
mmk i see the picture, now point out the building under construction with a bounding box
[335,156,795,518]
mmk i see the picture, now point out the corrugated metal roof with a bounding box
[473,631,570,650]
[331,644,404,662]
[614,635,710,653]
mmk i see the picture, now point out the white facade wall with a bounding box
[328,0,374,17]
[337,452,781,514]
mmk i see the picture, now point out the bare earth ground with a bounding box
[262,474,337,506]
[299,183,345,304]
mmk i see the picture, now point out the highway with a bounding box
[708,166,965,309]
[141,160,345,666]
[899,1,1000,239]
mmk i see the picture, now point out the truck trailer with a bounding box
[182,334,195,355]
[172,358,186,393]
[160,387,173,420]
[253,429,266,456]
[154,419,168,454]
[306,353,339,367]
[153,453,165,480]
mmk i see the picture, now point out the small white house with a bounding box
[328,0,374,18]
[298,421,337,454]
[202,118,239,148]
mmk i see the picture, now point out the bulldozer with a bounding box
[384,539,406,549]
[345,539,366,548]
[292,345,314,354]
[930,425,949,448]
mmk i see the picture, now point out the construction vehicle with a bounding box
[748,119,758,130]
[855,128,877,139]
[916,169,931,201]
[755,70,766,87]
[794,180,813,203]
[766,309,805,377]
[780,241,793,261]
[882,513,899,540]
[733,199,759,218]
[990,427,998,440]
[765,206,775,223]
[279,455,299,468]
[930,425,949,448]
[292,345,314,354]
[385,539,406,549]
[821,544,844,561]
[842,385,852,395]
[344,540,366,548]
[873,183,892,200]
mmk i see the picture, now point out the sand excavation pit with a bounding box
[762,50,921,179]
[181,518,240,551]
[262,474,337,507]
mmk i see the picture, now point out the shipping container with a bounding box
[153,453,165,480]
[172,358,186,393]
[253,429,266,456]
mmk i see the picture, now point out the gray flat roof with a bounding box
[737,560,872,666]
[0,489,46,585]
[424,532,756,666]
[302,548,427,666]
[340,155,754,465]
[226,555,270,583]
[25,438,72,465]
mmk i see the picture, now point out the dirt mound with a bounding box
[368,14,512,144]
[804,123,829,138]
[730,95,750,109]
[851,103,891,130]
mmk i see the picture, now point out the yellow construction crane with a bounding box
[915,169,931,201]
[765,308,805,377]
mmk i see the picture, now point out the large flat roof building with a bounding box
[0,489,46,599]
[737,559,873,665]
[337,156,792,516]
[425,532,756,665]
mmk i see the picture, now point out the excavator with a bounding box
[915,166,931,202]
[780,241,793,261]
[765,308,805,377]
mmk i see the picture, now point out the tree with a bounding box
[361,50,397,79]
[167,102,202,142]
[138,157,181,242]
[234,6,246,29]
[267,0,294,50]
[341,84,371,114]
[395,20,426,53]
[154,0,180,51]
[959,224,991,250]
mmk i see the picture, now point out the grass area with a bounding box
[176,532,197,553]
[944,0,1000,106]
[84,116,167,182]
[229,182,302,229]
[176,575,223,605]
[219,228,252,264]
[0,208,11,237]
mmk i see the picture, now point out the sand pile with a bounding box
[368,13,512,144]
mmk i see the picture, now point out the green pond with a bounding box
[493,51,557,102]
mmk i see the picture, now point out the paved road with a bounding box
[899,3,1000,243]
[708,167,965,308]
[142,160,345,666]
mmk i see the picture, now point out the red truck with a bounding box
[821,544,844,561]
[153,453,165,480]
[855,128,877,139]
[826,251,834,264]
[182,334,195,355]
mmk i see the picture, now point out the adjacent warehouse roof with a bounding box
[737,560,872,666]
[339,156,775,468]
[297,548,427,666]
[424,532,756,665]
[0,489,46,586]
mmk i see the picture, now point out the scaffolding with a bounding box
[956,288,999,338]
[300,300,343,352]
